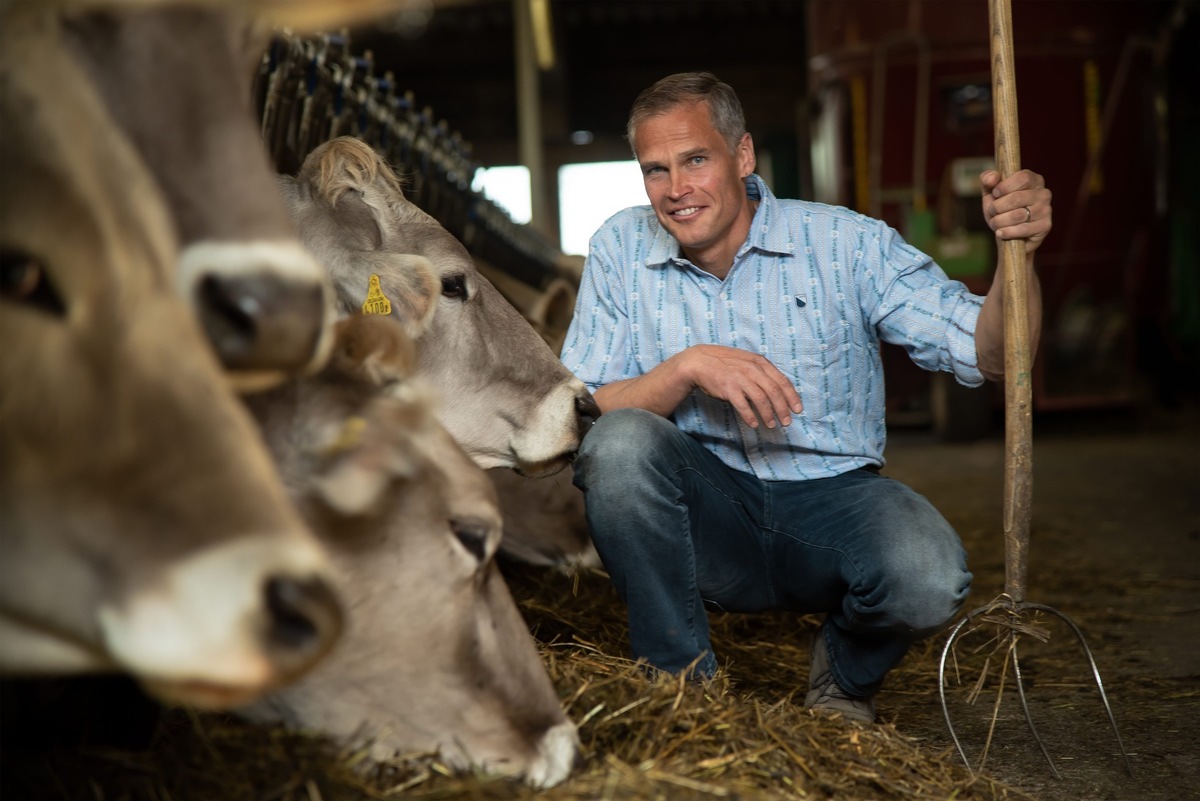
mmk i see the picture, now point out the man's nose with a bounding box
[668,171,690,199]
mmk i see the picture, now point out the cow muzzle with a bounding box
[178,241,337,391]
[99,538,344,710]
[575,391,602,434]
[260,574,345,681]
[494,382,601,477]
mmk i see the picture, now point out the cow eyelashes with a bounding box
[0,249,66,316]
[441,274,468,301]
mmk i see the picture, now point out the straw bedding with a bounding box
[2,560,1038,801]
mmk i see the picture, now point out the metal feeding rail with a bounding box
[253,30,568,292]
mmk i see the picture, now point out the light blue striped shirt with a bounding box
[561,175,986,480]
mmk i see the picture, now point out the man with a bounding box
[560,72,1050,723]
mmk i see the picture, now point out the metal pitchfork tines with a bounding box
[937,595,1133,778]
[936,0,1132,780]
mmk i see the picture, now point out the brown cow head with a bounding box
[277,136,601,476]
[242,314,581,787]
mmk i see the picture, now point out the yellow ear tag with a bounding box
[322,415,367,457]
[361,274,393,316]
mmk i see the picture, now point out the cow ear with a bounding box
[328,315,417,387]
[310,411,423,516]
[292,138,387,251]
[304,136,405,211]
[312,460,390,517]
[354,253,439,340]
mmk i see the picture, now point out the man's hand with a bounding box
[980,169,1053,253]
[672,344,802,429]
[593,345,802,427]
[973,168,1049,381]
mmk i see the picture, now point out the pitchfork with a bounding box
[936,0,1133,779]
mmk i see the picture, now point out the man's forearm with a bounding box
[593,356,693,417]
[975,252,1043,381]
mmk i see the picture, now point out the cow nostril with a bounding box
[263,575,344,660]
[197,273,260,360]
[574,394,601,429]
[195,273,327,372]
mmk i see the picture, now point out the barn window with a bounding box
[472,165,533,225]
[557,159,646,257]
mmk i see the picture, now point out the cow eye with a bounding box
[451,517,492,565]
[441,274,468,301]
[0,249,66,316]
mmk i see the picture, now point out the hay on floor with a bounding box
[2,561,1039,801]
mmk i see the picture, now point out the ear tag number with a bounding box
[362,274,393,315]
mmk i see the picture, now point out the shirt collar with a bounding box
[743,174,797,257]
[645,174,796,267]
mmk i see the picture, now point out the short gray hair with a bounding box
[626,71,747,157]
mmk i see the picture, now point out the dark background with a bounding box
[344,0,1198,425]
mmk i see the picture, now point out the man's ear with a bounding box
[738,132,756,178]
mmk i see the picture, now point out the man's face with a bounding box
[634,100,755,271]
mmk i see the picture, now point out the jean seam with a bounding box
[761,484,780,609]
[673,466,709,669]
[676,465,743,506]
[768,526,870,594]
[682,465,781,612]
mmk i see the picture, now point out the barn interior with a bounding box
[2,1,1198,800]
[337,0,1198,429]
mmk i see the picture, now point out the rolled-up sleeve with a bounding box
[867,226,986,388]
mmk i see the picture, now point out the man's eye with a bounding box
[689,156,706,166]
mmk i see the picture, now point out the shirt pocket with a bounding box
[768,325,853,424]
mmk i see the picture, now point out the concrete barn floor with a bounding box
[873,401,1200,801]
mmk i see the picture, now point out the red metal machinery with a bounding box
[805,0,1179,435]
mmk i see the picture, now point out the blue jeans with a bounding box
[572,408,972,696]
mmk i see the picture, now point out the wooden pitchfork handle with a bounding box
[989,0,1033,604]
[939,15,1134,773]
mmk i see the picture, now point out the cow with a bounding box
[0,1,343,709]
[240,314,581,788]
[54,1,404,391]
[276,136,602,477]
[488,466,594,568]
